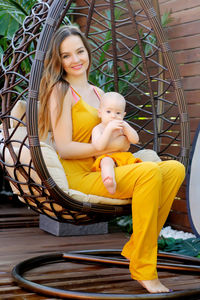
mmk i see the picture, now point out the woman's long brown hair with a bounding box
[38,25,92,140]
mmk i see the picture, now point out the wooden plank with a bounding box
[0,203,39,229]
[190,118,200,131]
[179,62,200,77]
[172,198,188,214]
[169,34,200,51]
[188,104,200,118]
[174,48,200,64]
[167,21,200,40]
[164,6,200,26]
[160,0,200,14]
[182,76,200,91]
[185,90,200,104]
[167,211,191,231]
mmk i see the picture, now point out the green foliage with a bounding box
[0,0,32,25]
[89,10,171,93]
[161,11,173,27]
[0,11,18,38]
[0,0,37,56]
[111,215,133,234]
[158,237,200,258]
[110,219,200,258]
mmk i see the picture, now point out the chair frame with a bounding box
[0,0,190,224]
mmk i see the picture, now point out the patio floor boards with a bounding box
[0,205,200,299]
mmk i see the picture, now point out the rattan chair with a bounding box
[1,0,198,299]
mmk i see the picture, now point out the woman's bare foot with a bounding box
[103,176,116,194]
[138,279,171,294]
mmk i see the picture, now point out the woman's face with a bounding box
[60,35,90,79]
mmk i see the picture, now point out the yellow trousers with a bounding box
[120,160,185,280]
[62,159,185,281]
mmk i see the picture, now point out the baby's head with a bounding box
[98,92,126,125]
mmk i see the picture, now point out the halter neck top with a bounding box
[70,86,101,143]
[59,86,101,186]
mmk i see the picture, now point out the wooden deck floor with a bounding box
[1,202,200,299]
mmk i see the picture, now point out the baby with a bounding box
[91,91,141,194]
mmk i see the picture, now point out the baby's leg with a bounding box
[100,157,116,194]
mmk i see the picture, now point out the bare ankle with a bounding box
[103,176,116,194]
[138,279,171,294]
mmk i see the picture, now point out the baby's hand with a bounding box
[121,120,129,128]
[106,120,124,132]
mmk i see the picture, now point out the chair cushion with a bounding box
[10,100,40,127]
[68,189,131,205]
[134,149,161,162]
[40,142,69,191]
[10,100,27,127]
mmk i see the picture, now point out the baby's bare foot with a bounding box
[103,176,116,194]
[138,279,171,294]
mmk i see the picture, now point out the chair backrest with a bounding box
[0,0,190,224]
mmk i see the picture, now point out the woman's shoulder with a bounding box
[49,82,72,108]
[90,85,104,97]
[50,82,71,98]
[51,81,69,94]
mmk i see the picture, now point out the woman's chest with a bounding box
[72,100,100,142]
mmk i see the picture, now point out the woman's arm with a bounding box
[49,87,129,159]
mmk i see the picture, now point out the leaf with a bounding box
[0,12,19,38]
[180,238,200,257]
[158,237,200,257]
[161,11,173,27]
[114,215,133,233]
[0,0,30,25]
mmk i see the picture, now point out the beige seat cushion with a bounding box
[3,143,69,194]
[10,100,27,127]
[134,149,161,162]
[40,142,69,191]
[10,100,39,128]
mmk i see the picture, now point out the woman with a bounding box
[39,25,185,294]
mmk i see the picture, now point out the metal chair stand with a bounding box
[12,249,200,299]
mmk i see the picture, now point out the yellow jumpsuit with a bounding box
[59,91,185,281]
[91,152,142,171]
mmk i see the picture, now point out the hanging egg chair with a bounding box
[0,0,190,225]
[1,1,197,299]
